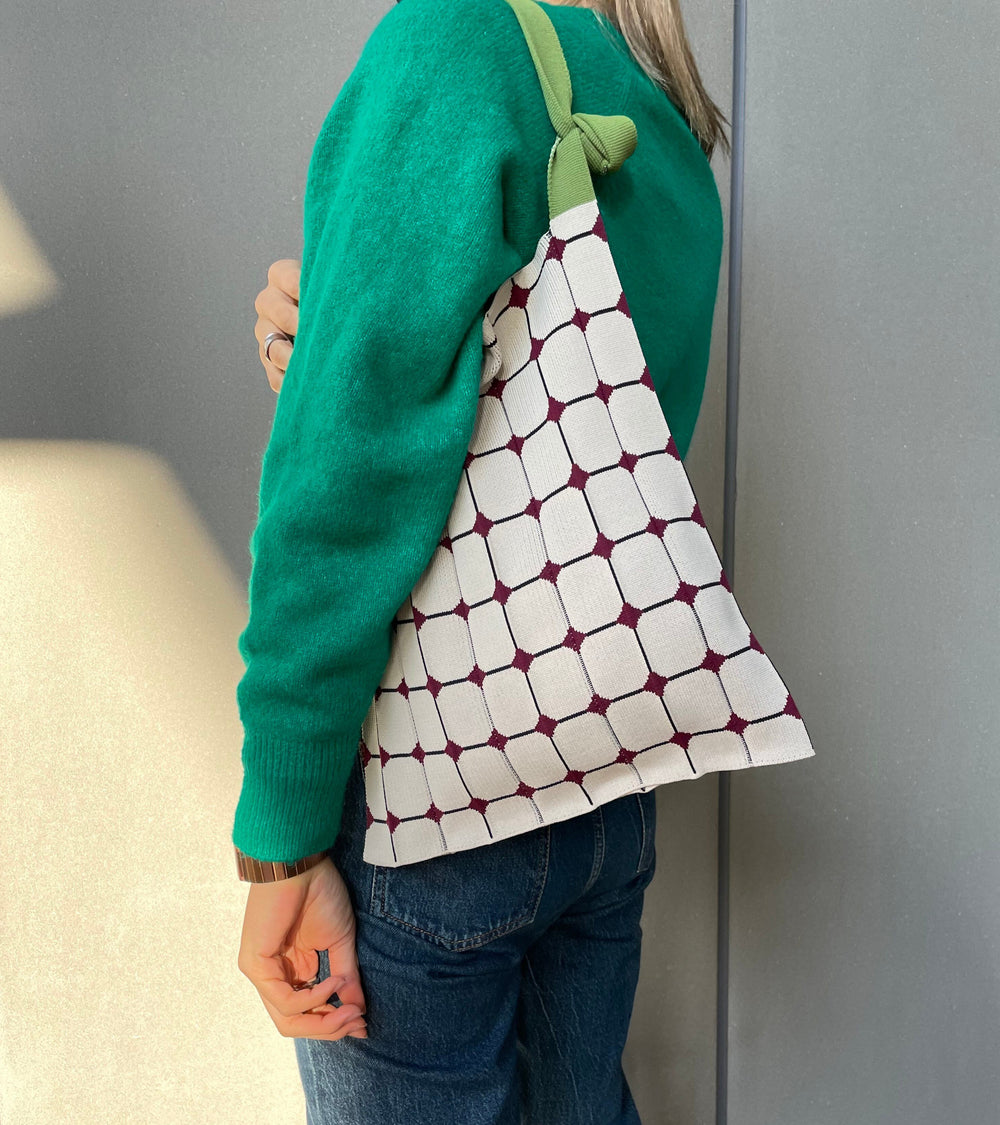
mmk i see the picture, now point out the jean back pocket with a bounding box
[369,821,552,952]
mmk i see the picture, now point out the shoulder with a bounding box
[369,0,514,49]
[357,0,522,88]
[305,0,531,190]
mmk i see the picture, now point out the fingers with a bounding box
[300,945,368,1039]
[323,949,367,1018]
[254,262,299,340]
[261,989,368,1041]
[255,967,368,1041]
[254,285,299,342]
[258,324,293,387]
[256,963,355,1021]
[304,1001,369,1039]
[254,258,301,392]
[268,257,301,302]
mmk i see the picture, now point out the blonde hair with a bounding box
[565,0,731,162]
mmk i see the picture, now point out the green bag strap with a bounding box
[503,0,637,221]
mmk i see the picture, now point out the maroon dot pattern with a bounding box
[359,198,815,868]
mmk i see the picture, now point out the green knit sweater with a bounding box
[232,0,724,864]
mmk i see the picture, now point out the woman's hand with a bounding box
[253,258,301,393]
[238,855,369,1041]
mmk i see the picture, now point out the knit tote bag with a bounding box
[357,0,816,867]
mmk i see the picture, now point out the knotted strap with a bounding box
[504,0,637,219]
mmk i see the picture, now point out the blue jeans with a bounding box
[295,754,658,1125]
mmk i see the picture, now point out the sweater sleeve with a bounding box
[232,0,524,864]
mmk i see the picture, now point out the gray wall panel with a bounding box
[730,0,1000,1122]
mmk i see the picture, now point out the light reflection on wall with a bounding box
[0,181,62,318]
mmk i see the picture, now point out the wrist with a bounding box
[234,846,328,883]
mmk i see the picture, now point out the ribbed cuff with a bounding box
[231,731,361,864]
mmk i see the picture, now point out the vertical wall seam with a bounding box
[717,1,748,1123]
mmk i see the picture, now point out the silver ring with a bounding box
[263,330,291,363]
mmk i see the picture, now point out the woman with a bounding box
[236,0,729,1120]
